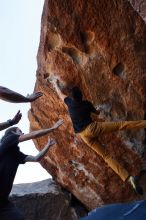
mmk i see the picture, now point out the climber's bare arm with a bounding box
[0,121,12,132]
[0,86,43,103]
[19,119,64,142]
[25,138,56,162]
[0,111,22,131]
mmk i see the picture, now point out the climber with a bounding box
[52,79,145,195]
[0,119,63,220]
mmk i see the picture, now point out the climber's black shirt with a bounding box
[64,97,96,133]
[0,134,27,202]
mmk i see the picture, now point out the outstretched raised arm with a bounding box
[19,119,64,142]
[0,110,22,131]
[0,86,43,103]
[25,138,56,162]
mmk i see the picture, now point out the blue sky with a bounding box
[0,0,51,183]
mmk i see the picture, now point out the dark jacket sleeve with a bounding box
[0,134,19,156]
[17,151,28,164]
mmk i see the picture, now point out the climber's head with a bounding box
[69,86,83,102]
[0,127,24,150]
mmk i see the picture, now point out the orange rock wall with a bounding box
[29,0,146,209]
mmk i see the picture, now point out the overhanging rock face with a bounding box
[29,0,146,209]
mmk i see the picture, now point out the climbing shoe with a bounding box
[128,176,143,195]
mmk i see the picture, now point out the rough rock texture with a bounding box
[29,0,146,209]
[10,179,86,220]
[129,0,146,21]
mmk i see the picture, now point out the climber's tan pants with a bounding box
[79,120,146,181]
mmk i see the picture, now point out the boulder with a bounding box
[29,0,146,209]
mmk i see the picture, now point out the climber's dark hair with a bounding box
[1,127,18,142]
[70,86,83,102]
